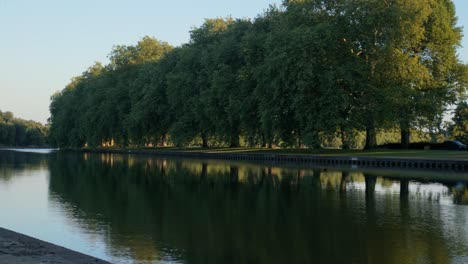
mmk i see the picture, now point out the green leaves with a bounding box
[0,111,48,147]
[49,0,466,149]
[450,101,468,142]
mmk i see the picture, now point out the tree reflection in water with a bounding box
[45,152,468,264]
[0,150,48,181]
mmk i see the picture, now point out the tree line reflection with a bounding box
[0,150,48,181]
[43,152,468,264]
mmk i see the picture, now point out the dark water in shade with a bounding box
[1,150,468,264]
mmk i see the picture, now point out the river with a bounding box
[0,149,467,263]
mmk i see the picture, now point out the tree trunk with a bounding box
[261,134,266,148]
[307,131,321,149]
[341,126,350,150]
[364,125,377,150]
[201,132,208,148]
[400,127,410,149]
[229,136,240,148]
[296,130,303,149]
[159,133,167,147]
[229,128,240,148]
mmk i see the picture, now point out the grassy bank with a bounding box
[86,147,468,160]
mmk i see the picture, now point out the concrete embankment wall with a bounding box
[0,227,109,264]
[82,148,468,172]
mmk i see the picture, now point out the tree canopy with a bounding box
[0,110,48,147]
[49,0,467,149]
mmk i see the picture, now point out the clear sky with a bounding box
[0,0,466,124]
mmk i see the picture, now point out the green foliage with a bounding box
[0,110,48,147]
[48,1,466,149]
[450,101,468,142]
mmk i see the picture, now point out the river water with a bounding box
[0,149,467,264]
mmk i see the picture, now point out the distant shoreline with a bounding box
[0,146,51,149]
[0,147,57,154]
[0,227,109,264]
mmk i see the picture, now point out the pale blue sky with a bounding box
[0,0,466,124]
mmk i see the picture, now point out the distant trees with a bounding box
[0,111,48,147]
[49,0,467,149]
[450,101,468,142]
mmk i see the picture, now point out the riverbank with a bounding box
[82,147,468,171]
[82,147,468,159]
[0,227,109,264]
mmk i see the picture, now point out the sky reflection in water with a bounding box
[0,150,467,264]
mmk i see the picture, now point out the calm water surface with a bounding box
[1,149,468,264]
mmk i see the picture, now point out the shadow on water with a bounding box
[44,152,468,264]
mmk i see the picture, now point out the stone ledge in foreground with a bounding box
[0,227,111,264]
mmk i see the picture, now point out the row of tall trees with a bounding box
[49,0,467,149]
[0,110,48,146]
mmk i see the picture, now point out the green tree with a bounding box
[450,101,468,142]
[48,0,466,150]
[0,110,48,147]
